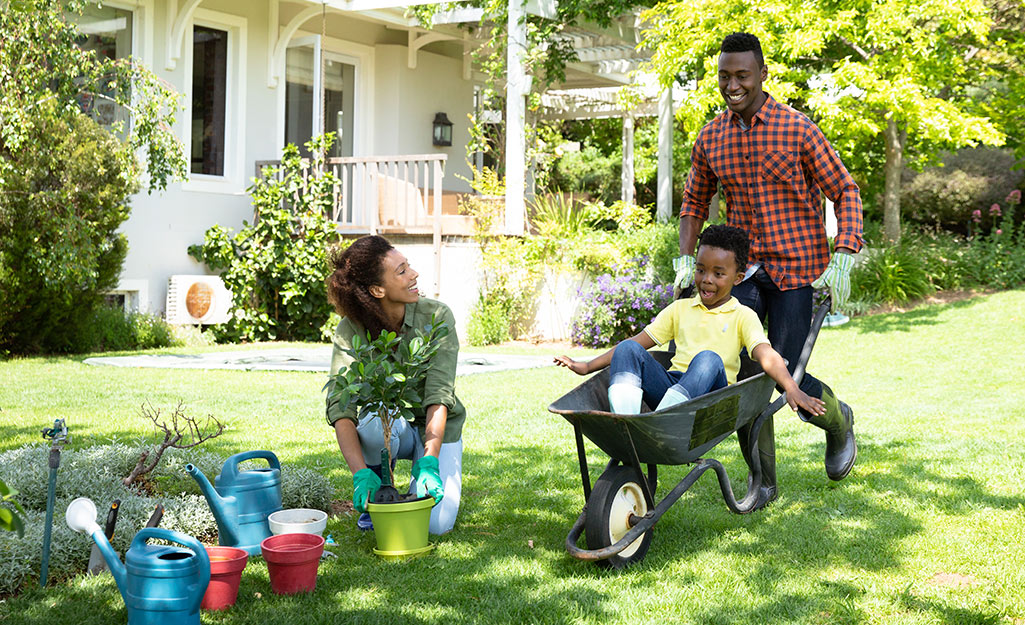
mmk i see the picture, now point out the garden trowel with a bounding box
[86,500,119,575]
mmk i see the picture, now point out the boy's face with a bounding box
[694,245,744,309]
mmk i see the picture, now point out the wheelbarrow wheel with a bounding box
[585,465,652,569]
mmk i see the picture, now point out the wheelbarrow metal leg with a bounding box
[619,420,655,509]
[573,420,592,501]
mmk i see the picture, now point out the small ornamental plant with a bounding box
[571,271,673,348]
[323,316,449,494]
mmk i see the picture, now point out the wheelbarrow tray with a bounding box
[548,350,777,466]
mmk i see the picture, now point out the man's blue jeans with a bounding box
[608,339,727,411]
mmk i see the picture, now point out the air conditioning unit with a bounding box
[166,275,233,325]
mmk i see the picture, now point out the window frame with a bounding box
[182,9,247,194]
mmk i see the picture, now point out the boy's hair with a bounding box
[698,224,749,271]
[720,32,764,68]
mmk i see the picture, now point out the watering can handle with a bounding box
[131,528,211,614]
[222,450,280,476]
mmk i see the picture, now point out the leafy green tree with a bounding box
[641,0,1006,242]
[0,0,186,354]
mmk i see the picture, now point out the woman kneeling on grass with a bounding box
[325,235,465,534]
[555,225,825,417]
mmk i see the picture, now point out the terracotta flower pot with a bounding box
[260,533,325,594]
[201,546,248,610]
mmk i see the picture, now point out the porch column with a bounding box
[621,113,635,204]
[656,87,674,222]
[504,0,528,235]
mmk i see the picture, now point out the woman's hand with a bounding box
[412,455,444,504]
[553,355,589,375]
[352,468,382,513]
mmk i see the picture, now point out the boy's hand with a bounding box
[811,252,855,311]
[553,355,589,375]
[785,388,826,416]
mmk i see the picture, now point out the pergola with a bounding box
[277,0,679,230]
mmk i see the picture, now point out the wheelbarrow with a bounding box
[548,301,830,568]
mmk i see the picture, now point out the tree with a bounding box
[641,0,1005,242]
[0,0,186,354]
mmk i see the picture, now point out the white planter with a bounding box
[267,509,328,537]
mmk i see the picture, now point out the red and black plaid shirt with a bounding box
[680,94,864,290]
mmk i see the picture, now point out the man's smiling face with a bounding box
[717,50,767,122]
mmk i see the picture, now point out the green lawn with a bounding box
[2,290,1023,624]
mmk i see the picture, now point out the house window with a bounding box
[284,44,355,158]
[74,5,133,129]
[191,26,228,176]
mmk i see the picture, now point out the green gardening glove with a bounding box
[811,252,855,311]
[352,468,382,513]
[412,455,444,505]
[672,255,696,299]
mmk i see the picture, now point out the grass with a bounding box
[2,290,1024,624]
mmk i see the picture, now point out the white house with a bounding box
[76,0,671,336]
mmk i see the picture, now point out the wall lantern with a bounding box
[432,112,453,147]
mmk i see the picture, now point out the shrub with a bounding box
[571,271,674,347]
[0,443,333,594]
[189,135,341,343]
[901,147,1024,233]
[850,244,936,305]
[78,305,181,352]
[549,145,620,203]
[528,193,591,237]
[465,298,511,346]
[0,103,137,355]
[956,191,1025,289]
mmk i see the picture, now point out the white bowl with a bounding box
[267,509,328,536]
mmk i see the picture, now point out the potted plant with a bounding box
[324,316,449,558]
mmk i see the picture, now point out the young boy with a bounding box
[555,225,825,417]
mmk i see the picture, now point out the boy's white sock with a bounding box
[656,386,690,411]
[608,383,643,414]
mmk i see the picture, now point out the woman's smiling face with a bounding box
[372,249,420,305]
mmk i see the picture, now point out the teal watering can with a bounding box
[186,450,282,555]
[66,498,210,625]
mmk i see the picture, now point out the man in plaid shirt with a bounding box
[675,32,863,505]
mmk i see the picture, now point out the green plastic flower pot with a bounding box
[367,496,434,559]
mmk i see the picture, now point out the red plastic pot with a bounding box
[260,533,325,595]
[201,546,249,610]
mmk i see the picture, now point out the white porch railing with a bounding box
[253,154,448,297]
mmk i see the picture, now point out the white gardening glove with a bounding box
[811,253,855,311]
[672,255,696,299]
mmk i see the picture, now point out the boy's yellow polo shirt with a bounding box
[643,296,769,384]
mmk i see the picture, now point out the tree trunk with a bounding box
[882,115,906,243]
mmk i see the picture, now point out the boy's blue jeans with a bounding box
[609,339,727,411]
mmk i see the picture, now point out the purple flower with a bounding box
[1008,189,1022,205]
[990,203,1002,217]
[971,209,982,224]
[627,316,635,322]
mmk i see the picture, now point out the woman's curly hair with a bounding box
[326,235,395,338]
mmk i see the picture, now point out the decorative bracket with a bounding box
[407,30,449,69]
[165,0,205,71]
[267,5,323,88]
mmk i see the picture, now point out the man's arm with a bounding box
[804,124,864,253]
[679,215,704,257]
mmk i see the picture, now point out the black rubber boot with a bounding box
[806,384,857,481]
[737,416,777,508]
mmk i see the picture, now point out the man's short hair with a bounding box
[720,32,764,68]
[698,224,750,271]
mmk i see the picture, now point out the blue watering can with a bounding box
[186,450,282,555]
[66,498,210,625]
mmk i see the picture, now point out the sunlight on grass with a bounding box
[1,290,1023,624]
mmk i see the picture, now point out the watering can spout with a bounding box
[65,498,127,591]
[186,463,239,545]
